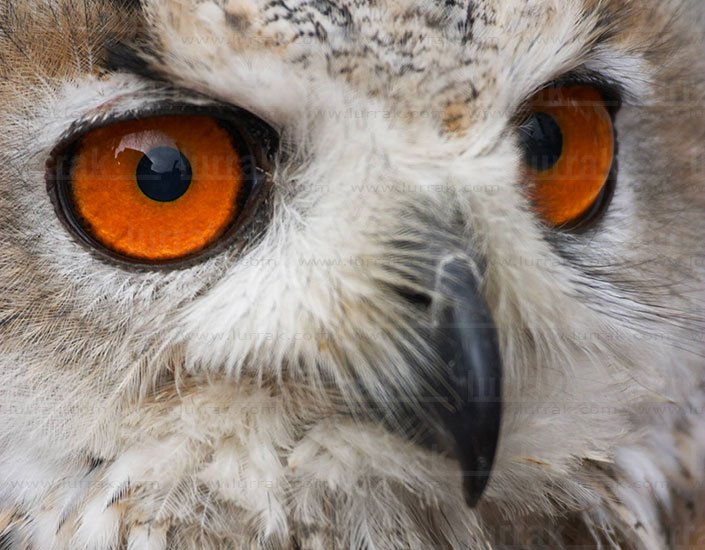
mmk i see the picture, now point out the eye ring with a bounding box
[46,104,278,270]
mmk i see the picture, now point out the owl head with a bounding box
[0,0,704,548]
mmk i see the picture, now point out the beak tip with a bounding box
[463,491,480,509]
[462,473,489,508]
[463,460,490,508]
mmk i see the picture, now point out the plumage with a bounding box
[0,0,704,548]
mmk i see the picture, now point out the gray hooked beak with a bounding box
[426,255,503,507]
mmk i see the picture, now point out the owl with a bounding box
[0,0,704,548]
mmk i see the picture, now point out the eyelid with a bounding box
[54,99,280,163]
[514,71,623,125]
[544,72,622,112]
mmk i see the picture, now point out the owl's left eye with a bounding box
[47,108,275,266]
[517,84,617,229]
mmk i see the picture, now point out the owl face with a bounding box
[1,0,704,548]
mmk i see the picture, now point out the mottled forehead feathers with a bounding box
[99,0,639,138]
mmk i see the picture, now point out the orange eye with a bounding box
[48,111,273,265]
[518,85,616,227]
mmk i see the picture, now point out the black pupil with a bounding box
[136,147,192,202]
[518,111,563,171]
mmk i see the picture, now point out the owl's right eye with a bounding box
[47,107,276,267]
